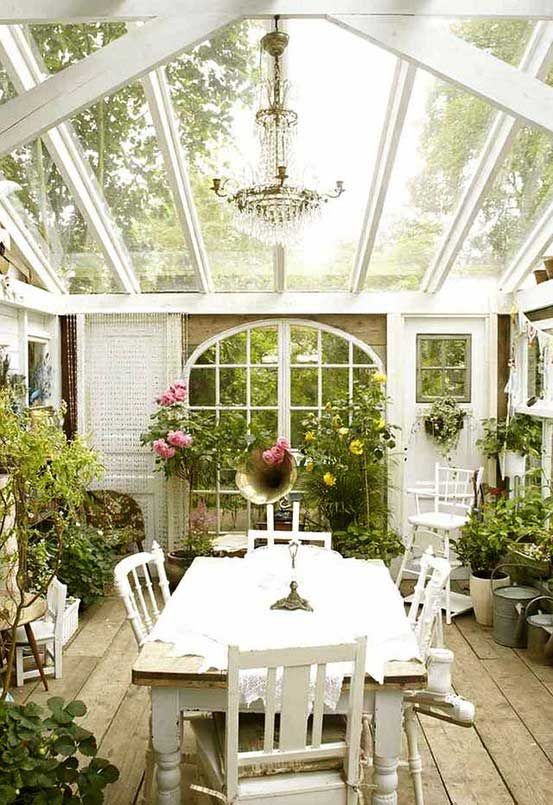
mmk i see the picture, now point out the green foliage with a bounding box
[53,524,116,609]
[298,375,396,531]
[424,396,465,457]
[0,349,26,406]
[0,697,118,803]
[477,414,542,458]
[332,523,404,565]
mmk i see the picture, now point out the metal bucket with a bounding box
[525,596,553,665]
[492,564,541,648]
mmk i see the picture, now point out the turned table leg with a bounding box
[24,623,48,691]
[372,690,403,805]
[151,687,181,805]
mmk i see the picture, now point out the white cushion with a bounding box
[15,618,55,644]
[408,512,467,531]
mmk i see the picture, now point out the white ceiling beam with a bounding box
[2,1,553,22]
[140,64,212,293]
[350,58,415,293]
[499,197,553,293]
[0,25,140,294]
[0,13,238,159]
[274,246,286,292]
[422,21,553,294]
[0,277,65,313]
[0,196,66,293]
[331,16,553,136]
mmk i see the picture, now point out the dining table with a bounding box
[132,545,426,805]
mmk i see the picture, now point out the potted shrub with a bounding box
[332,522,404,566]
[424,395,465,458]
[165,500,215,591]
[477,414,542,479]
[506,485,553,578]
[455,494,513,625]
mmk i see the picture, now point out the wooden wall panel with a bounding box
[497,313,511,420]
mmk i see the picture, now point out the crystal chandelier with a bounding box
[211,17,344,247]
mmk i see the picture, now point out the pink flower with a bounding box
[276,437,290,452]
[173,385,186,402]
[167,430,193,448]
[262,448,278,465]
[157,390,176,406]
[153,439,176,459]
[174,380,187,390]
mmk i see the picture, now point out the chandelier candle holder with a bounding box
[211,16,344,247]
[270,537,313,612]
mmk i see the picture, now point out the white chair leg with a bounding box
[404,704,424,805]
[54,639,63,679]
[15,645,24,687]
[444,533,451,625]
[396,528,416,590]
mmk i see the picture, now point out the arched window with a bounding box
[185,319,382,532]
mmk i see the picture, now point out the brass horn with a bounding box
[235,447,297,505]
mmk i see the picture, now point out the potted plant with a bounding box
[424,395,465,457]
[333,522,404,566]
[456,493,515,625]
[506,484,553,578]
[165,500,215,590]
[477,414,542,478]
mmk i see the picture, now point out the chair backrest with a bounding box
[46,577,67,643]
[433,463,484,514]
[113,541,170,648]
[225,637,366,802]
[246,529,332,553]
[407,548,451,657]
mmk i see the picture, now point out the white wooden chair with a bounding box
[15,576,66,686]
[113,540,170,647]
[191,638,367,805]
[247,503,332,553]
[396,463,483,623]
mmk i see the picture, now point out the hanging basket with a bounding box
[499,450,526,479]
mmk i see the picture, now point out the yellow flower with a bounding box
[332,415,342,429]
[323,471,336,487]
[337,426,349,437]
[305,460,314,472]
[375,418,386,430]
[304,431,316,442]
[349,439,364,455]
[373,372,387,384]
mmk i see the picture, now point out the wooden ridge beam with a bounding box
[331,16,553,136]
[422,21,553,293]
[0,13,238,158]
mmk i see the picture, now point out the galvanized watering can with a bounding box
[525,596,553,665]
[492,564,541,648]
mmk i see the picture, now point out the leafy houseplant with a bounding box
[332,523,404,566]
[298,374,396,533]
[477,414,542,478]
[0,697,119,803]
[0,390,102,699]
[51,523,117,609]
[424,395,465,457]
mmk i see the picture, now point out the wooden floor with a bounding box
[13,593,553,804]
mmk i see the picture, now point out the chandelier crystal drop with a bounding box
[211,17,344,247]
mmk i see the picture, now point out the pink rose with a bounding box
[262,448,277,465]
[173,385,186,402]
[152,439,176,459]
[276,437,290,452]
[167,430,193,448]
[174,380,187,390]
[157,390,175,406]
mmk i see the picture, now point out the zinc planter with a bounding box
[499,451,526,479]
[470,570,510,626]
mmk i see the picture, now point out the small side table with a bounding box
[0,594,49,691]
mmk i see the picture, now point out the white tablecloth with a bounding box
[148,546,421,707]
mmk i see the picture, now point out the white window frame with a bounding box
[184,318,383,533]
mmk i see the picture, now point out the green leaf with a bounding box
[65,701,87,718]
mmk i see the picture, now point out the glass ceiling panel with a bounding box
[167,20,273,291]
[30,24,198,292]
[365,20,534,291]
[284,20,396,291]
[0,55,118,292]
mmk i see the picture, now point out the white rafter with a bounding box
[140,63,213,293]
[0,25,140,293]
[0,13,238,159]
[0,195,66,293]
[499,198,553,293]
[331,16,553,135]
[1,1,553,23]
[350,57,415,293]
[422,21,553,294]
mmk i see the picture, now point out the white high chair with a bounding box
[396,463,483,624]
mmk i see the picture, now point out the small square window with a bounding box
[416,335,471,403]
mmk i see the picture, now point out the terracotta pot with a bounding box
[166,550,196,592]
[470,570,510,626]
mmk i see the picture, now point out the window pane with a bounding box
[420,370,443,400]
[220,494,247,532]
[219,332,247,364]
[322,332,349,364]
[220,368,246,406]
[419,338,442,367]
[353,367,374,395]
[250,409,278,439]
[250,327,278,364]
[291,368,318,406]
[444,369,467,399]
[189,368,216,406]
[323,368,349,402]
[291,410,314,448]
[291,327,319,364]
[190,494,217,529]
[251,368,278,406]
[352,345,373,365]
[444,339,467,367]
[196,345,216,365]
